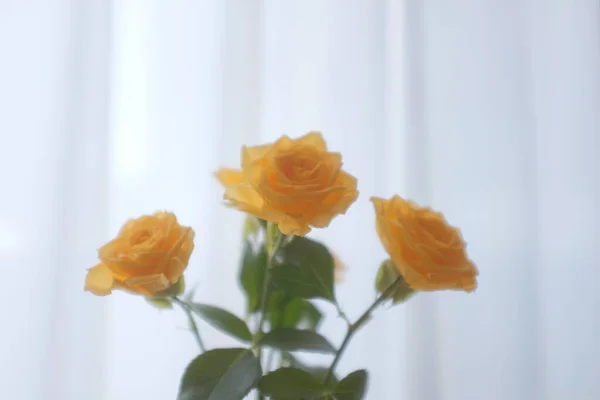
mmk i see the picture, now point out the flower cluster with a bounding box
[85,131,478,400]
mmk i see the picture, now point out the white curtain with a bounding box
[1,1,599,400]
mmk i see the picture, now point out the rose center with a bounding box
[282,153,319,180]
[295,156,316,174]
[131,229,152,246]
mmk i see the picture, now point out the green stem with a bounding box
[334,302,352,326]
[172,297,205,352]
[323,276,403,386]
[255,225,285,339]
[254,268,271,343]
[254,222,286,400]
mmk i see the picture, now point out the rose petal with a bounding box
[224,182,268,216]
[174,227,195,271]
[277,217,311,236]
[321,152,342,186]
[215,168,244,186]
[165,257,185,284]
[218,133,358,235]
[124,274,171,295]
[117,218,137,237]
[371,195,478,292]
[296,131,327,151]
[84,263,114,296]
[270,135,296,153]
[242,143,274,166]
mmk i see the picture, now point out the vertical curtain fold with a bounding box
[1,0,111,399]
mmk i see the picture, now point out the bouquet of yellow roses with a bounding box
[85,132,478,399]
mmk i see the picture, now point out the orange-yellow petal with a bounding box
[215,168,244,186]
[217,132,358,236]
[270,135,296,153]
[277,217,311,236]
[310,172,359,228]
[370,195,478,293]
[84,263,114,296]
[86,211,195,298]
[124,274,171,295]
[224,182,268,216]
[296,131,327,151]
[242,143,273,166]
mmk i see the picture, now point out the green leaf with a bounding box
[302,302,323,328]
[283,298,322,330]
[375,260,415,304]
[259,328,336,354]
[271,237,335,302]
[178,348,261,400]
[267,291,289,329]
[145,297,173,310]
[239,241,268,313]
[285,353,337,386]
[331,370,368,400]
[269,293,323,330]
[190,303,252,342]
[259,367,325,399]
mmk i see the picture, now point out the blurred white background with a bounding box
[1,0,599,399]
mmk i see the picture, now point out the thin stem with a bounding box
[323,276,403,386]
[254,269,271,344]
[334,302,352,326]
[172,297,205,352]
[254,223,286,400]
[254,226,285,340]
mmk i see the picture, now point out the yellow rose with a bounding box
[84,211,195,296]
[371,195,478,292]
[215,132,359,236]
